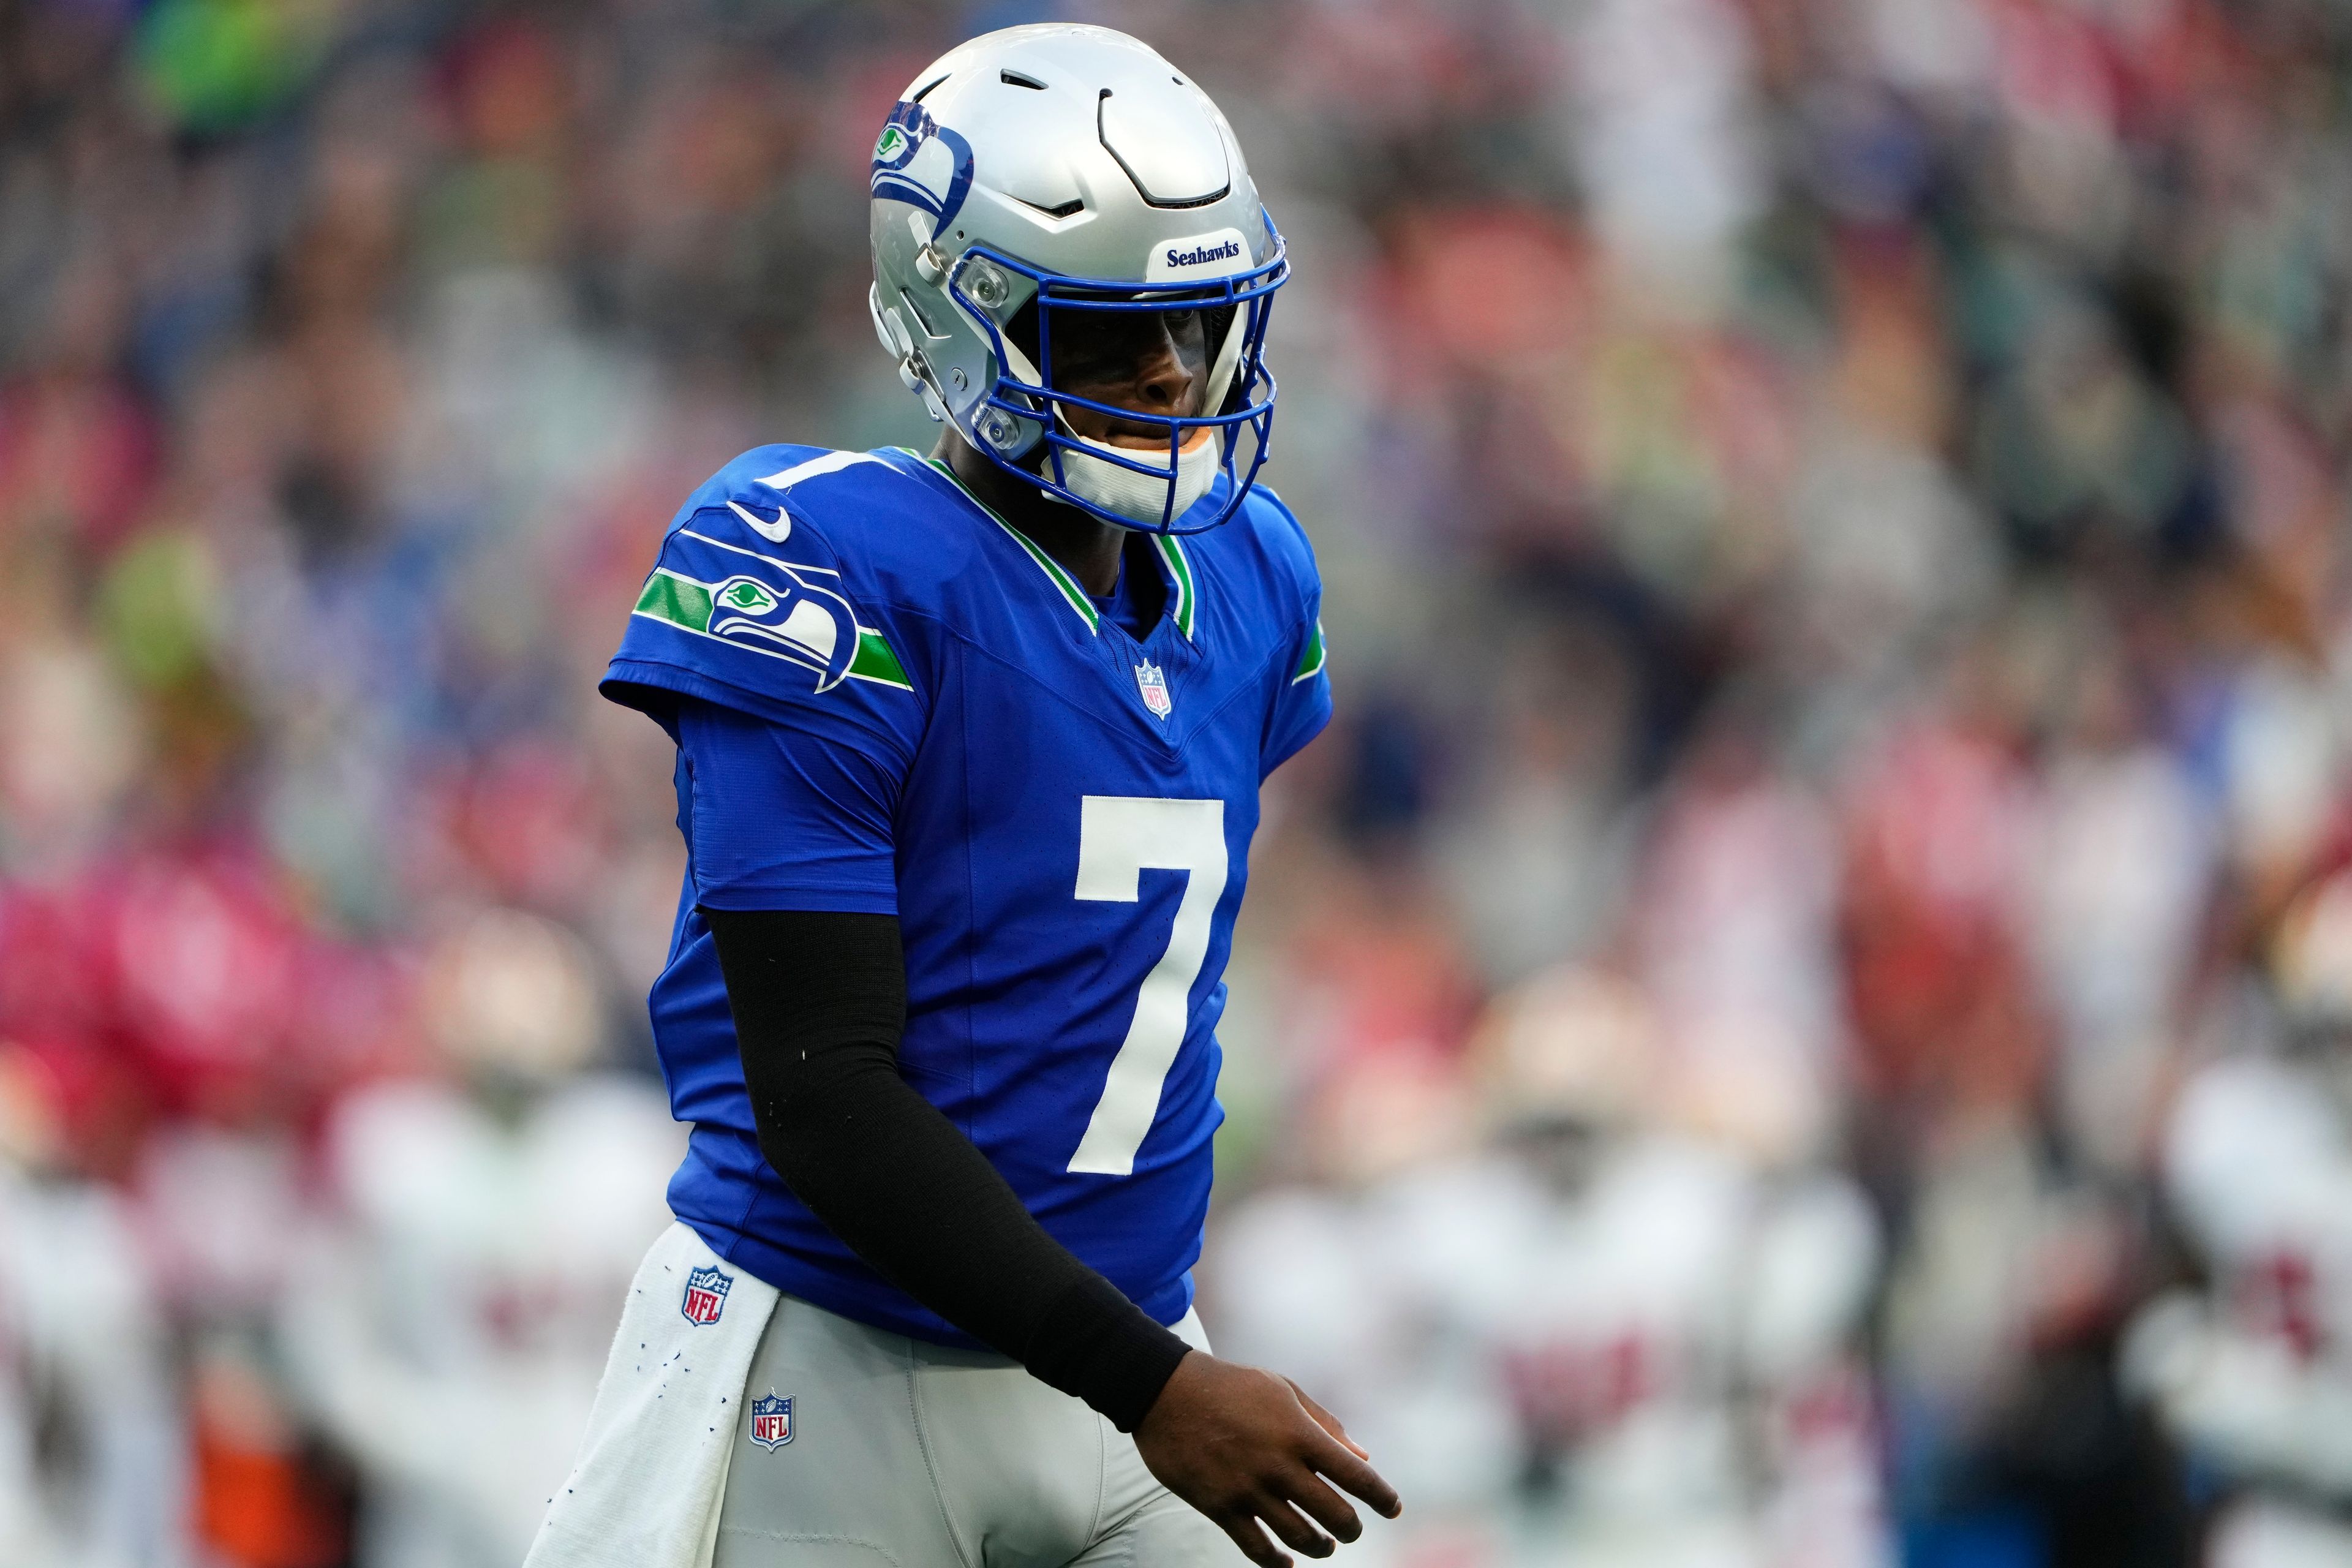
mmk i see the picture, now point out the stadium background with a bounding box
[2,0,2350,1564]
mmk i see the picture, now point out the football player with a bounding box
[527,24,1396,1568]
[1215,966,1888,1566]
[284,907,680,1568]
[2125,867,2352,1566]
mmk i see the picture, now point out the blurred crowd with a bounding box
[1,0,2349,1565]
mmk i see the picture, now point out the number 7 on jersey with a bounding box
[1067,796,1229,1177]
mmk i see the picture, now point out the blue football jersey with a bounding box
[602,444,1332,1344]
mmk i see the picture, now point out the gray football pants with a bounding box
[714,1291,1241,1567]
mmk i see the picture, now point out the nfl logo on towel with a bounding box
[1134,660,1172,719]
[750,1393,794,1449]
[681,1264,733,1326]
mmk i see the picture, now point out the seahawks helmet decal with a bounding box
[871,101,975,234]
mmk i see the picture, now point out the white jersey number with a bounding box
[1066,796,1229,1177]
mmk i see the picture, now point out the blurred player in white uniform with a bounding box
[2128,869,2352,1568]
[281,908,681,1568]
[0,1044,187,1568]
[1213,965,1888,1567]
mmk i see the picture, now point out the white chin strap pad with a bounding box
[1057,424,1220,526]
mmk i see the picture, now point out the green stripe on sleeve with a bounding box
[1292,617,1326,683]
[850,628,914,690]
[635,570,714,633]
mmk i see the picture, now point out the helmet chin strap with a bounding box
[1054,418,1220,526]
[984,306,1247,526]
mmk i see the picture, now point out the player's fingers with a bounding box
[1217,1510,1291,1568]
[1250,1491,1336,1559]
[1299,1426,1403,1519]
[1284,1379,1369,1460]
[1275,1464,1363,1545]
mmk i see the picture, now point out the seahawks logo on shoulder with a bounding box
[632,548,911,695]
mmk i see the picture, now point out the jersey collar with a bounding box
[1151,533,1199,643]
[909,451,1200,644]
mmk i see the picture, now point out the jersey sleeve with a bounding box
[1264,609,1332,775]
[1252,484,1333,775]
[678,699,902,914]
[600,481,930,913]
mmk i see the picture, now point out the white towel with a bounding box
[524,1223,780,1568]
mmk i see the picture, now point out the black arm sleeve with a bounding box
[703,906,1191,1431]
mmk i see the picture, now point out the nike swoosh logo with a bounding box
[727,499,791,542]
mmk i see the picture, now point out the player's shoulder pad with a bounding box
[626,446,957,704]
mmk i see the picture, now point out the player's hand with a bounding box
[1133,1351,1401,1567]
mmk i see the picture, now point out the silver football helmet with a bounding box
[867,24,1287,535]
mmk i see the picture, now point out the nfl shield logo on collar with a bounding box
[750,1392,794,1449]
[681,1265,733,1326]
[1134,660,1172,720]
